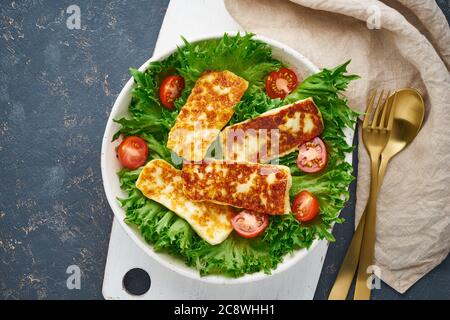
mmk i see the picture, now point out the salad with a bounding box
[112,33,358,277]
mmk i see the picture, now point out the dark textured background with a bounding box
[0,0,448,300]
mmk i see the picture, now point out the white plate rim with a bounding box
[101,32,352,285]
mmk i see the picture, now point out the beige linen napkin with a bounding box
[225,0,450,293]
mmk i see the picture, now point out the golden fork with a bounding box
[328,90,394,300]
[354,90,395,300]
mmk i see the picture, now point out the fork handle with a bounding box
[354,156,380,300]
[328,212,366,299]
[328,155,389,300]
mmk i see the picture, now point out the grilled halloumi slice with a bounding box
[167,70,248,162]
[182,160,292,215]
[135,159,235,245]
[221,97,324,162]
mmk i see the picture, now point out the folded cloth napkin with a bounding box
[225,0,450,293]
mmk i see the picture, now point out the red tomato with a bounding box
[159,75,185,109]
[297,137,328,173]
[292,191,320,222]
[117,136,148,170]
[231,211,269,239]
[265,67,299,99]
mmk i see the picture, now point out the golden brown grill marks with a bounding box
[167,70,248,161]
[221,98,324,162]
[136,159,235,245]
[181,160,292,215]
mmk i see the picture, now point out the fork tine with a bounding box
[363,90,377,128]
[377,90,391,128]
[371,90,385,129]
[386,92,397,130]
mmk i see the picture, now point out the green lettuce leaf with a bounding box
[177,33,281,91]
[113,33,358,277]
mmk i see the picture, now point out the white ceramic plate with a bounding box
[101,33,350,284]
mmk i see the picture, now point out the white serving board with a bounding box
[102,0,345,300]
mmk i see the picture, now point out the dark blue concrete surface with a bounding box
[0,0,448,300]
[0,0,170,299]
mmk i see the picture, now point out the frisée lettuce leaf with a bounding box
[114,33,359,277]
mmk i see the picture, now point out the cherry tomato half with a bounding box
[297,137,328,173]
[265,67,299,99]
[117,136,148,170]
[292,190,320,222]
[231,210,269,239]
[159,75,185,109]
